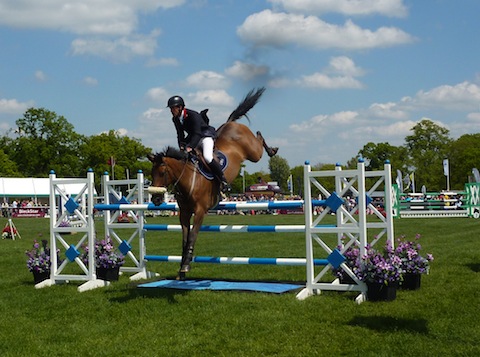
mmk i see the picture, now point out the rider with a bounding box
[167,95,231,192]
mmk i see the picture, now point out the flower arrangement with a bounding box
[58,220,71,228]
[356,242,403,286]
[333,234,433,286]
[82,237,125,269]
[333,240,360,282]
[2,225,17,239]
[395,234,434,275]
[25,240,53,273]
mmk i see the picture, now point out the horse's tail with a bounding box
[227,87,265,123]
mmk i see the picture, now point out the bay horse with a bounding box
[147,87,278,279]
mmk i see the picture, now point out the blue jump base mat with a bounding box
[138,279,304,294]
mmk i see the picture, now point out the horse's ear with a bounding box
[147,153,155,163]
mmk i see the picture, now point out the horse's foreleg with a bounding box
[256,131,278,157]
[179,210,206,277]
[177,210,192,280]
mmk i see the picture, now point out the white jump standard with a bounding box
[42,159,394,303]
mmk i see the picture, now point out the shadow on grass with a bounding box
[111,279,191,304]
[348,315,429,334]
[466,262,480,273]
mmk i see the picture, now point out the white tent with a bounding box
[0,177,95,199]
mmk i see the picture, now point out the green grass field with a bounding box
[1,214,479,356]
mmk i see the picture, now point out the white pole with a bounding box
[443,159,450,191]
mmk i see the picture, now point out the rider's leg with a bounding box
[201,137,230,192]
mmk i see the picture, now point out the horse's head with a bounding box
[147,152,169,206]
[147,146,187,205]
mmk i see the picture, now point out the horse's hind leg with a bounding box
[257,131,278,157]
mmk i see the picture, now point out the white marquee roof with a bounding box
[0,177,96,197]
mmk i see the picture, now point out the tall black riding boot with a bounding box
[207,160,231,192]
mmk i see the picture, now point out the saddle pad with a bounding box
[191,150,228,180]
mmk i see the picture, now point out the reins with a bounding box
[165,158,197,197]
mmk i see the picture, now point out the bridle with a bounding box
[157,157,197,197]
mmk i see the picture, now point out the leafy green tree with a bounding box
[356,142,409,173]
[0,148,21,176]
[6,108,86,177]
[311,163,337,198]
[290,165,304,196]
[268,155,290,192]
[405,119,452,191]
[447,133,480,189]
[81,130,152,188]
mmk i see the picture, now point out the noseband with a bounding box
[157,159,193,194]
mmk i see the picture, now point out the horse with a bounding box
[147,87,278,279]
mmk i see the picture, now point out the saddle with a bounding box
[189,149,228,181]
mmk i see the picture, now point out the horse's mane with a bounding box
[227,87,265,124]
[153,146,186,162]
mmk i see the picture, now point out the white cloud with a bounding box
[130,107,176,150]
[0,98,34,114]
[268,77,291,88]
[71,30,160,62]
[187,90,235,107]
[146,87,170,103]
[327,56,365,77]
[146,57,179,67]
[467,112,480,122]
[185,71,230,89]
[274,56,365,89]
[412,81,480,111]
[290,111,358,133]
[237,10,414,50]
[285,80,480,166]
[0,1,186,62]
[0,0,184,35]
[299,73,363,89]
[269,0,408,17]
[368,102,408,119]
[142,107,165,119]
[225,61,270,81]
[35,70,47,81]
[82,76,98,86]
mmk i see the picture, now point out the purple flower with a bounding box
[395,234,433,274]
[81,236,125,269]
[25,240,61,273]
[332,233,433,284]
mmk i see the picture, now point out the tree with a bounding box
[290,165,304,196]
[447,133,480,189]
[81,130,152,188]
[405,119,452,191]
[268,155,290,192]
[0,149,21,176]
[230,167,264,194]
[356,142,409,173]
[5,108,86,177]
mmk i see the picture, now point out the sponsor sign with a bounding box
[11,208,46,218]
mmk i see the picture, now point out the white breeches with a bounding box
[198,137,214,163]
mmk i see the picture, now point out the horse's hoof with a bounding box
[176,272,186,281]
[180,264,190,273]
[268,147,279,157]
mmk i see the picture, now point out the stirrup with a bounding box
[221,181,231,193]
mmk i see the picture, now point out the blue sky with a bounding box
[1,0,479,173]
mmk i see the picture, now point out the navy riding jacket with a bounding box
[172,108,216,149]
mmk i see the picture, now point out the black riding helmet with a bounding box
[167,95,185,108]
